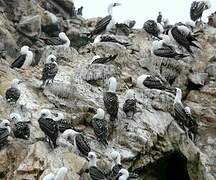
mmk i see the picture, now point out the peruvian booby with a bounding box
[10,113,30,140]
[94,35,130,46]
[42,167,68,180]
[5,79,21,104]
[152,35,189,59]
[77,6,83,16]
[91,108,108,146]
[103,77,119,124]
[190,0,211,21]
[38,109,59,148]
[11,46,33,69]
[88,3,121,38]
[137,74,173,92]
[168,26,199,56]
[123,89,137,119]
[0,120,11,149]
[41,32,70,48]
[143,20,163,39]
[157,12,162,24]
[42,10,60,37]
[117,169,129,180]
[185,106,198,142]
[90,54,117,64]
[173,88,188,131]
[110,151,123,179]
[54,112,71,133]
[41,54,58,87]
[88,152,107,180]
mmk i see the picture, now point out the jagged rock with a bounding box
[205,63,216,79]
[188,73,208,86]
[17,15,41,39]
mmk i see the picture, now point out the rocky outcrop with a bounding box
[0,1,216,180]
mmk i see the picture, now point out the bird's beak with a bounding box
[114,3,122,6]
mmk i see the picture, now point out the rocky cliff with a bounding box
[0,0,216,180]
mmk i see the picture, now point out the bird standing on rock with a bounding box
[0,120,11,149]
[5,79,22,104]
[123,89,137,119]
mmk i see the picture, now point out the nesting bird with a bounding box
[103,77,119,125]
[91,108,108,146]
[110,150,123,179]
[157,12,162,24]
[10,113,30,140]
[94,35,130,46]
[190,0,211,21]
[143,20,163,39]
[90,54,117,64]
[5,79,21,104]
[0,120,11,149]
[88,3,121,38]
[38,109,59,148]
[11,46,33,69]
[87,152,107,180]
[41,32,70,48]
[42,167,68,180]
[41,54,58,87]
[123,89,137,119]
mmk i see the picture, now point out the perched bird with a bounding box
[103,77,119,125]
[137,74,173,92]
[88,3,121,38]
[143,20,163,39]
[38,109,59,148]
[54,112,71,133]
[110,151,123,179]
[152,35,189,59]
[42,167,68,180]
[0,120,11,149]
[5,79,21,104]
[10,113,30,140]
[11,46,33,69]
[173,88,188,131]
[77,6,83,16]
[185,106,198,142]
[87,152,107,180]
[124,19,136,28]
[41,32,70,48]
[190,0,211,21]
[168,26,200,56]
[123,89,137,119]
[91,108,108,146]
[117,169,129,180]
[90,54,117,64]
[157,12,162,24]
[93,35,130,46]
[41,55,58,87]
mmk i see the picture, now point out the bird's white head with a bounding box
[162,34,171,44]
[108,2,121,15]
[90,55,101,63]
[118,168,129,180]
[157,23,164,33]
[108,77,117,92]
[93,35,102,43]
[44,10,58,23]
[40,109,51,118]
[59,32,68,41]
[11,79,21,88]
[125,89,135,100]
[46,54,57,64]
[177,25,191,35]
[93,108,105,119]
[0,120,11,133]
[111,150,121,164]
[88,151,97,160]
[10,113,22,122]
[152,40,163,51]
[137,75,150,88]
[55,112,64,121]
[42,173,55,180]
[185,106,191,115]
[185,20,195,28]
[159,11,162,15]
[162,18,169,25]
[175,88,182,103]
[20,46,30,55]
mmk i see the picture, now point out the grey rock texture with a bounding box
[0,1,216,180]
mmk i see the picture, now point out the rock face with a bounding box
[0,1,216,180]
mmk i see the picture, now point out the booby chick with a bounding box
[38,109,59,148]
[87,152,107,180]
[0,120,11,149]
[41,54,58,87]
[42,167,68,180]
[5,79,22,104]
[88,3,121,38]
[11,46,33,69]
[103,77,119,126]
[123,89,137,119]
[10,113,30,140]
[90,54,117,64]
[91,108,108,146]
